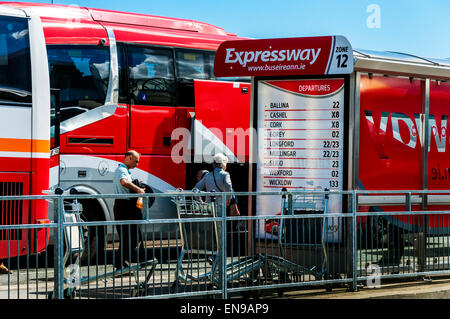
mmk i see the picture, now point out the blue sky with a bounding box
[21,0,450,59]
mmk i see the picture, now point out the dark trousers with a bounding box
[113,199,142,267]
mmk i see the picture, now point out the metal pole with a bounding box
[221,195,227,299]
[352,190,358,291]
[406,193,412,212]
[143,197,149,220]
[53,196,64,299]
[288,193,293,215]
[420,79,430,273]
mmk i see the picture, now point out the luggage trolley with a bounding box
[171,189,264,295]
[50,188,158,299]
[262,187,330,291]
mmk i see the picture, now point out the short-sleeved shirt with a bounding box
[114,163,132,195]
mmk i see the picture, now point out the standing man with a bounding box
[113,150,145,269]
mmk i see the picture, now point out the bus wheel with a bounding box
[78,199,106,265]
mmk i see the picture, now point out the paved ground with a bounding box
[3,237,450,299]
[3,266,450,299]
[263,275,450,299]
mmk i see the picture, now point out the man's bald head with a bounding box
[124,150,140,169]
[125,150,139,158]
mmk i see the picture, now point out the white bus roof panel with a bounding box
[0,5,27,18]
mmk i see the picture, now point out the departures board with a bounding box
[255,78,347,242]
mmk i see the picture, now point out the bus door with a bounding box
[127,46,176,155]
[193,80,251,164]
[191,80,251,197]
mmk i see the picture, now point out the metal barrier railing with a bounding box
[0,189,450,298]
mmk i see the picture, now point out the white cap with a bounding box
[213,153,229,165]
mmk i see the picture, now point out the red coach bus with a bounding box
[0,1,251,260]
